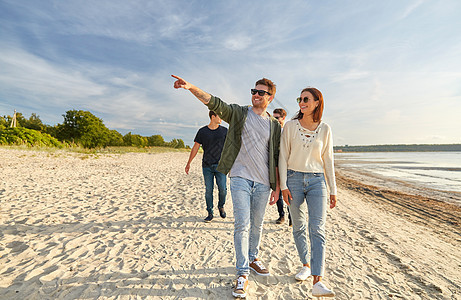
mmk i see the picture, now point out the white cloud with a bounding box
[0,47,105,102]
[398,0,424,20]
[224,35,252,51]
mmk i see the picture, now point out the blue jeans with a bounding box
[230,177,271,276]
[287,170,328,277]
[276,194,291,221]
[276,194,285,217]
[202,164,227,215]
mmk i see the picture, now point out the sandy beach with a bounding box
[1,148,460,300]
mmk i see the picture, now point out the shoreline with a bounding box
[1,148,460,299]
[335,159,461,206]
[335,168,461,244]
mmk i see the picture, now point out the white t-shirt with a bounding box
[229,107,271,186]
[278,119,337,194]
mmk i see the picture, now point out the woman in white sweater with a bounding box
[279,87,337,298]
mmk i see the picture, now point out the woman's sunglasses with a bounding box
[297,97,317,103]
[251,89,272,96]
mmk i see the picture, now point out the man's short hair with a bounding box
[273,108,287,118]
[209,110,217,119]
[255,78,276,96]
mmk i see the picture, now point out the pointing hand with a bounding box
[172,75,192,90]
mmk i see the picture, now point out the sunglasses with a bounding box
[297,97,317,103]
[251,89,271,96]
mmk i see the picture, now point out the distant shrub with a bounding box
[166,138,186,149]
[147,134,165,146]
[123,132,148,147]
[0,127,63,148]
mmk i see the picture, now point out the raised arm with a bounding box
[171,75,211,104]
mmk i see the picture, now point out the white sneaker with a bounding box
[312,281,335,297]
[295,266,311,281]
[232,276,248,298]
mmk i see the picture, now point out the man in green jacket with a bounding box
[172,75,281,299]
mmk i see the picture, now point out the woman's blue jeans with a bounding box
[230,176,271,276]
[287,170,328,277]
[202,164,227,215]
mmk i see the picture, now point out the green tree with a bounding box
[123,132,148,147]
[1,112,44,130]
[108,130,124,146]
[43,124,59,138]
[123,132,133,146]
[0,116,7,130]
[132,134,148,147]
[2,113,24,127]
[24,113,45,131]
[147,134,165,146]
[56,110,111,148]
[167,138,185,149]
[175,139,185,149]
[80,123,110,148]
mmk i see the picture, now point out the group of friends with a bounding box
[173,75,337,298]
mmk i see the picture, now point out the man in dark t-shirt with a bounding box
[185,111,228,222]
[272,108,291,226]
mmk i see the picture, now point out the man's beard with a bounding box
[252,99,267,109]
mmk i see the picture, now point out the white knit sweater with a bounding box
[278,119,337,195]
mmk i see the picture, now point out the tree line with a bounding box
[0,110,187,149]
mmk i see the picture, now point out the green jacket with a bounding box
[206,95,281,191]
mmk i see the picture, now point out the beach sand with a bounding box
[1,148,460,299]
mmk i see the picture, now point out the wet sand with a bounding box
[0,148,460,299]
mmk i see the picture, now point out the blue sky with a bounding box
[1,0,460,146]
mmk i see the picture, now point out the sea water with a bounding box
[334,151,461,192]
